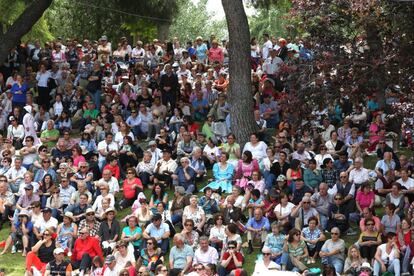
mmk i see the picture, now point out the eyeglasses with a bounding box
[80,232,88,235]
[331,232,339,235]
[228,246,236,249]
[41,149,48,152]
[340,176,347,178]
[80,166,87,168]
[263,253,271,256]
[334,197,342,200]
[86,213,94,216]
[366,223,374,226]
[127,172,134,174]
[147,242,153,245]
[43,160,50,163]
[43,233,50,236]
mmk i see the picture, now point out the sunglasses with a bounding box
[331,232,339,235]
[228,246,236,249]
[334,198,342,200]
[294,233,301,236]
[80,232,88,235]
[43,233,50,236]
[80,166,87,168]
[127,172,134,174]
[195,268,204,271]
[340,176,347,178]
[147,242,153,245]
[303,202,310,204]
[86,213,94,216]
[160,269,168,272]
[366,223,374,226]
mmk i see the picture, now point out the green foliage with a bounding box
[248,0,291,39]
[0,0,54,42]
[169,0,228,42]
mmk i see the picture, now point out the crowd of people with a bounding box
[0,32,412,276]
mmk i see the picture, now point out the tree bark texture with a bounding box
[0,0,53,63]
[221,0,257,147]
[157,22,171,41]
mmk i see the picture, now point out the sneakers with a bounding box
[11,245,16,254]
[307,259,312,265]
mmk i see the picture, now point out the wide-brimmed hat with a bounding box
[18,210,30,218]
[103,207,117,218]
[360,262,372,271]
[63,212,74,221]
[53,248,65,255]
[85,208,95,215]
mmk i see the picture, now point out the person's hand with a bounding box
[381,263,386,272]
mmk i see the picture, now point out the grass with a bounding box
[0,149,405,275]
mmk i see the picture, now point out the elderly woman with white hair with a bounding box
[319,227,346,274]
[253,246,280,274]
[172,156,196,195]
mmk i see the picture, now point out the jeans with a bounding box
[280,252,301,272]
[319,214,329,231]
[91,90,101,110]
[321,249,344,274]
[263,171,276,192]
[171,214,182,225]
[403,246,411,273]
[373,259,400,276]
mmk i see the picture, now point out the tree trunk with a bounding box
[222,0,257,147]
[0,0,52,63]
[157,22,170,41]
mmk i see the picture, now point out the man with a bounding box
[59,177,76,210]
[14,184,39,223]
[331,172,357,232]
[221,196,243,225]
[172,157,196,194]
[103,255,117,276]
[95,169,120,196]
[64,193,90,222]
[44,247,72,276]
[359,207,381,233]
[304,159,323,191]
[97,132,119,170]
[0,180,14,229]
[246,208,270,253]
[143,213,170,255]
[292,142,312,167]
[71,161,94,193]
[34,158,57,183]
[125,109,141,138]
[291,196,320,229]
[159,64,179,111]
[4,157,27,193]
[192,91,209,121]
[333,152,353,173]
[138,104,152,139]
[71,227,103,275]
[153,148,178,188]
[51,139,71,164]
[17,172,39,196]
[33,207,58,241]
[169,233,194,276]
[259,94,280,128]
[290,178,313,205]
[348,157,370,189]
[176,132,196,159]
[311,182,333,230]
[192,236,218,266]
[78,208,100,237]
[261,33,273,60]
[190,147,207,183]
[40,120,60,148]
[375,151,396,177]
[320,117,336,143]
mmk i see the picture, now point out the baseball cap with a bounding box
[105,255,115,264]
[53,248,65,255]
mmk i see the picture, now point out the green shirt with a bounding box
[83,109,99,119]
[40,129,60,148]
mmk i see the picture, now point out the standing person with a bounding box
[10,74,28,109]
[23,105,40,146]
[159,64,179,112]
[36,64,51,109]
[86,61,102,110]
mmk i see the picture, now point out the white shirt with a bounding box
[36,71,51,87]
[7,125,25,140]
[149,148,162,166]
[262,40,273,59]
[34,217,58,234]
[349,167,370,185]
[114,251,135,272]
[274,202,295,217]
[96,177,120,194]
[243,141,268,161]
[154,158,178,174]
[397,177,414,190]
[262,56,283,75]
[253,260,280,275]
[97,140,119,162]
[314,154,334,169]
[114,131,134,147]
[193,246,219,265]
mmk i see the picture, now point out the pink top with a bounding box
[73,155,86,167]
[356,190,375,209]
[360,216,381,232]
[208,47,224,64]
[369,123,381,144]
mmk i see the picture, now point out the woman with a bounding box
[79,132,97,160]
[346,128,364,159]
[282,228,308,272]
[11,74,28,108]
[20,136,38,169]
[325,130,345,159]
[181,219,200,250]
[149,184,168,214]
[136,150,155,187]
[253,246,279,275]
[155,128,171,152]
[302,216,326,264]
[182,195,206,232]
[113,240,136,274]
[23,105,40,146]
[0,210,32,256]
[234,150,259,189]
[286,159,302,185]
[243,133,268,163]
[7,115,24,149]
[274,192,295,231]
[221,133,241,167]
[170,186,189,225]
[319,227,346,274]
[338,119,352,142]
[56,212,77,255]
[168,108,183,134]
[264,222,286,265]
[343,245,364,276]
[223,223,243,253]
[25,228,56,275]
[358,218,382,262]
[368,114,385,152]
[39,174,55,208]
[120,168,143,209]
[71,145,86,169]
[209,214,226,253]
[223,186,245,210]
[202,152,235,194]
[92,184,115,213]
[138,237,163,273]
[385,182,404,218]
[121,215,142,260]
[55,110,72,133]
[380,203,401,236]
[373,232,400,276]
[45,186,64,219]
[98,208,120,255]
[120,135,142,169]
[137,86,153,108]
[314,145,334,169]
[356,182,375,218]
[203,138,220,169]
[114,122,135,147]
[133,199,152,228]
[219,240,243,276]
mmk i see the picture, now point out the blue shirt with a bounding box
[302,227,322,249]
[14,220,33,233]
[196,44,208,60]
[264,233,285,254]
[122,226,142,247]
[246,216,270,231]
[169,244,194,269]
[145,222,169,239]
[11,83,28,103]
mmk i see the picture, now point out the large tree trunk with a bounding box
[157,22,170,41]
[222,0,257,147]
[0,0,52,63]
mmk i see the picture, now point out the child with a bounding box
[246,189,265,218]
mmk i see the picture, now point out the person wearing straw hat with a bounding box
[99,207,120,255]
[78,208,100,237]
[56,212,77,255]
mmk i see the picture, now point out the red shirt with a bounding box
[222,251,243,271]
[71,236,103,262]
[123,178,143,199]
[103,164,120,179]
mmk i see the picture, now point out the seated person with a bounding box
[0,210,33,256]
[221,196,244,225]
[198,187,219,222]
[373,232,400,276]
[192,235,219,266]
[202,152,235,194]
[302,216,326,264]
[33,207,58,242]
[328,194,350,233]
[64,193,91,223]
[71,227,103,275]
[172,156,196,195]
[358,218,382,263]
[218,240,243,276]
[320,227,346,274]
[169,233,194,276]
[380,203,401,235]
[143,213,170,256]
[291,196,319,229]
[44,247,73,276]
[25,227,56,275]
[153,148,177,188]
[245,208,270,254]
[264,222,286,265]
